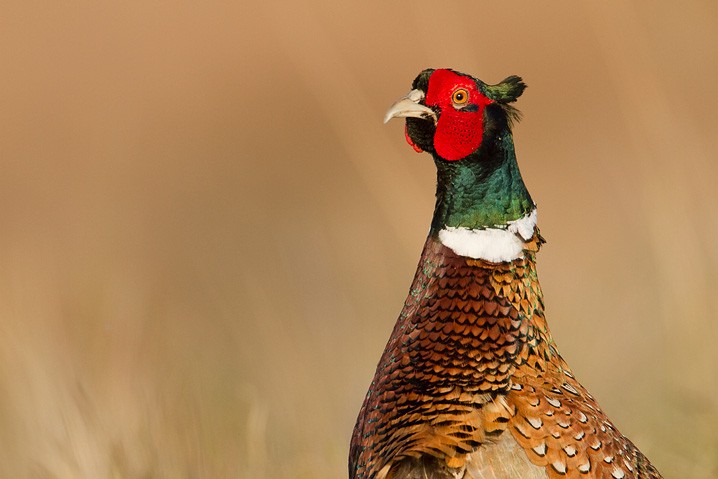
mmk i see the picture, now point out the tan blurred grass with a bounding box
[0,0,716,477]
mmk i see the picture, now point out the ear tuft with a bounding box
[485,76,526,104]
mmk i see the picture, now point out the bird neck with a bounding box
[430,132,534,235]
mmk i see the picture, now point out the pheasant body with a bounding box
[349,69,662,479]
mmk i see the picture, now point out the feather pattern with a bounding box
[350,232,661,479]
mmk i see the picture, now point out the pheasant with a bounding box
[349,69,662,479]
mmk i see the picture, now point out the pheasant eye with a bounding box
[452,88,469,105]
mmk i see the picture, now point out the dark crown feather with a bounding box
[484,76,526,103]
[483,76,526,128]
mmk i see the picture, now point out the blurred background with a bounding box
[1,0,716,477]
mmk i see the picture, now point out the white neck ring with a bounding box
[438,208,537,262]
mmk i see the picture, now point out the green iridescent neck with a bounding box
[430,133,534,233]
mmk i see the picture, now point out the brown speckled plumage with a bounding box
[350,234,661,479]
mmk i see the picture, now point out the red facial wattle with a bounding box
[404,124,423,153]
[425,69,492,161]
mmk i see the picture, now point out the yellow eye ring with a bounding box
[452,88,469,105]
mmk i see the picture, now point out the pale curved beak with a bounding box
[383,89,438,125]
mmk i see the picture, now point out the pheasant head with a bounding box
[385,68,536,262]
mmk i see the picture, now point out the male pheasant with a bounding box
[349,69,662,479]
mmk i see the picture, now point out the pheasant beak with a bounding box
[383,89,438,125]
